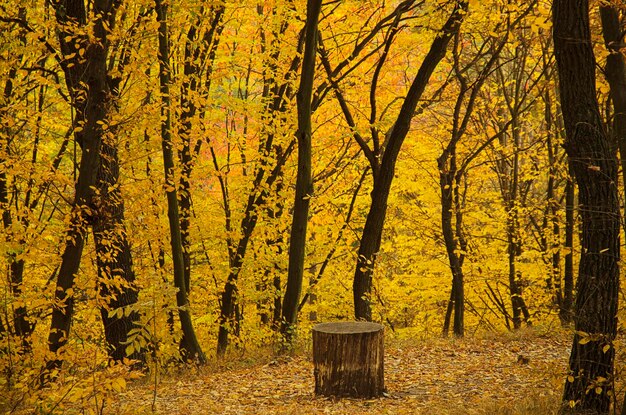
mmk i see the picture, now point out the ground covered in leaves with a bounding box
[106,328,574,415]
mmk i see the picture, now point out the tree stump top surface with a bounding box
[312,321,383,334]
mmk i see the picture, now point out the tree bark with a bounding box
[353,1,468,320]
[0,9,33,349]
[92,136,142,362]
[438,157,465,336]
[280,0,322,343]
[45,0,117,375]
[178,4,225,294]
[553,0,620,412]
[599,17,626,393]
[562,170,575,324]
[312,321,384,398]
[155,0,206,364]
[216,9,304,355]
[504,123,530,329]
[600,5,626,224]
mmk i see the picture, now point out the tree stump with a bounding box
[312,321,384,398]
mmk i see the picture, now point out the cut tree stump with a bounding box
[312,321,384,398]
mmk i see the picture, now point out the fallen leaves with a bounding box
[104,329,571,414]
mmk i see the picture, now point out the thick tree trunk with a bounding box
[280,0,321,342]
[599,18,626,397]
[553,1,620,412]
[312,321,384,398]
[354,180,389,321]
[600,6,626,225]
[46,0,114,375]
[92,137,142,362]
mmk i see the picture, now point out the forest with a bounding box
[0,0,625,413]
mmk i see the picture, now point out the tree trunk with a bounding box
[280,0,322,343]
[561,172,575,325]
[217,197,272,355]
[506,218,524,329]
[553,0,620,412]
[178,4,225,294]
[155,0,206,364]
[216,9,303,355]
[0,15,33,349]
[544,87,565,316]
[438,159,465,337]
[312,321,384,398]
[353,1,468,320]
[92,136,142,362]
[599,5,626,225]
[45,0,116,376]
[599,19,626,400]
[354,180,388,321]
[442,284,454,335]
[506,146,530,329]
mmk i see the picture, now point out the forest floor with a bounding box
[104,327,579,415]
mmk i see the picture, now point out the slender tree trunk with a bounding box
[438,155,465,336]
[178,4,225,294]
[544,88,565,315]
[437,29,506,337]
[506,127,530,329]
[256,197,286,329]
[506,211,529,328]
[281,0,322,343]
[353,1,468,320]
[442,286,454,335]
[217,178,291,355]
[553,1,620,412]
[1,26,32,348]
[155,0,206,364]
[253,179,288,330]
[216,9,304,355]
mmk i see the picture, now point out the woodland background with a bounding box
[0,0,624,413]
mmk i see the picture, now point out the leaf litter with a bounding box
[107,329,573,414]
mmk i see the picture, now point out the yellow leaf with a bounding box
[112,378,126,392]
